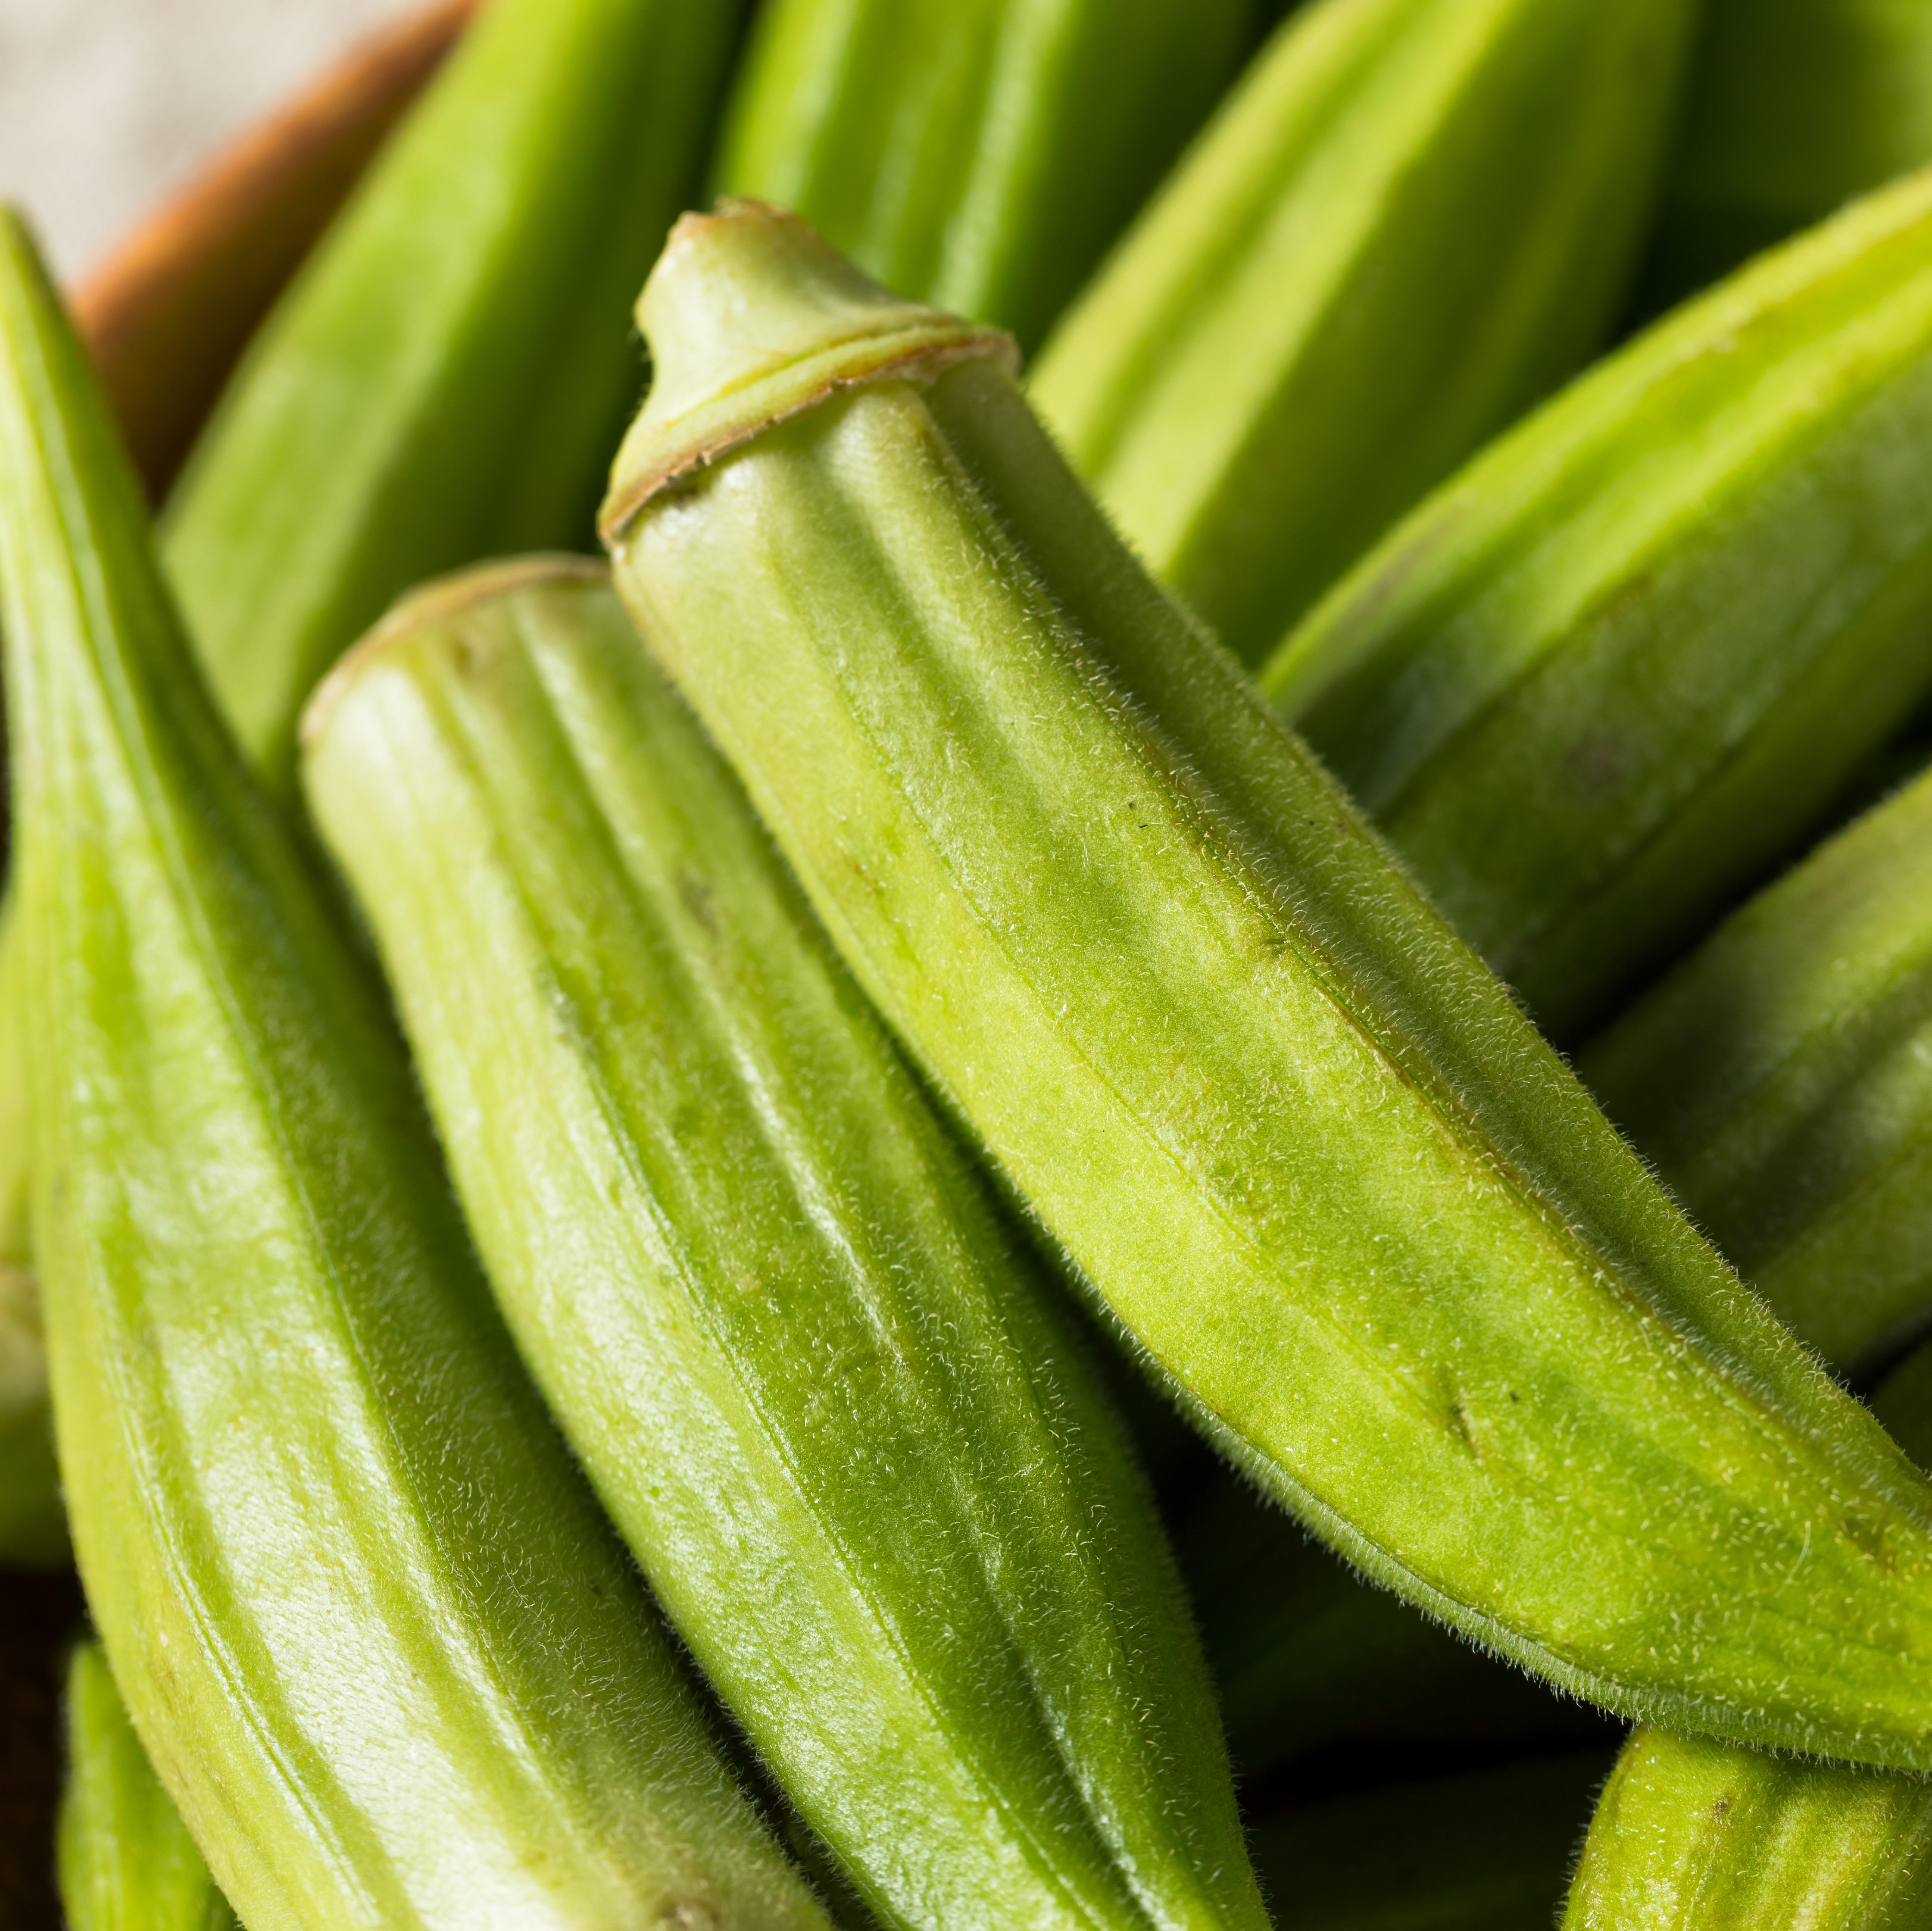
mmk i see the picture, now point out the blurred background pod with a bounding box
[1031,0,1696,667]
[1267,164,1932,1042]
[712,0,1256,353]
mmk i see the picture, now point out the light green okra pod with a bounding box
[1266,166,1932,1040]
[1030,0,1695,665]
[0,207,836,1931]
[303,558,1270,1931]
[1645,0,1932,309]
[1583,756,1932,1378]
[712,0,1253,353]
[60,1643,237,1931]
[600,204,1932,1771]
[163,0,743,795]
[1252,1753,1611,1931]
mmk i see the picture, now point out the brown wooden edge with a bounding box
[71,0,481,503]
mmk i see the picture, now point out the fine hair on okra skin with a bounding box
[0,206,839,1931]
[600,200,1932,1776]
[301,556,1274,1931]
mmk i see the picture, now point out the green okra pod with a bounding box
[59,1643,237,1931]
[164,0,743,794]
[1646,0,1932,309]
[1583,757,1932,1378]
[1253,1753,1611,1931]
[1266,166,1932,1039]
[303,558,1270,1931]
[0,208,834,1931]
[1030,0,1695,665]
[600,204,1932,1771]
[712,0,1253,353]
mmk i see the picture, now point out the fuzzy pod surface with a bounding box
[1583,756,1932,1378]
[712,0,1253,354]
[599,203,1932,1772]
[162,0,743,796]
[59,1643,237,1931]
[1266,166,1932,1040]
[1647,0,1932,307]
[0,208,836,1931]
[302,558,1270,1931]
[1030,0,1695,666]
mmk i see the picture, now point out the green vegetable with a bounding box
[59,1643,236,1931]
[712,0,1253,352]
[1563,1718,1932,1928]
[1266,166,1932,1039]
[1583,756,1932,1377]
[600,203,1932,1771]
[1183,1477,1611,1772]
[0,206,835,1931]
[1646,0,1932,308]
[163,0,742,795]
[1253,1753,1609,1931]
[1030,0,1695,665]
[303,557,1270,1931]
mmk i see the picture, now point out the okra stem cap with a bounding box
[599,200,1016,543]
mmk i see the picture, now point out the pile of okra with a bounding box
[11,0,1932,1926]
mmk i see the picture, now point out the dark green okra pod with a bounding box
[1645,0,1932,308]
[0,208,834,1931]
[712,0,1253,353]
[1031,0,1695,664]
[59,1644,237,1931]
[1267,166,1932,1039]
[600,204,1932,1771]
[1583,758,1932,1377]
[164,0,742,794]
[303,559,1270,1931]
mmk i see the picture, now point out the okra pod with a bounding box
[303,559,1270,1931]
[1030,0,1695,664]
[712,0,1253,352]
[0,208,835,1931]
[164,0,742,794]
[1254,1753,1610,1931]
[1583,758,1932,1377]
[1647,0,1932,307]
[59,1643,236,1931]
[601,204,1932,1770]
[1266,166,1932,1039]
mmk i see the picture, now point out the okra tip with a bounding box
[300,553,607,753]
[598,200,1017,545]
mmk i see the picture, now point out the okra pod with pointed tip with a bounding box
[1030,0,1695,665]
[0,207,835,1931]
[1583,758,1932,1378]
[59,1643,237,1931]
[164,0,742,794]
[712,0,1253,353]
[1646,0,1932,308]
[1266,166,1932,1040]
[599,203,1932,1772]
[303,558,1270,1931]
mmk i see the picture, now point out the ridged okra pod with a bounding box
[1266,166,1932,1040]
[1647,0,1932,306]
[60,1644,236,1931]
[600,204,1932,1770]
[1583,758,1932,1377]
[303,559,1270,1931]
[712,0,1252,353]
[163,0,742,794]
[1254,1754,1610,1931]
[0,209,834,1931]
[1030,0,1695,665]
[1563,1725,1932,1929]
